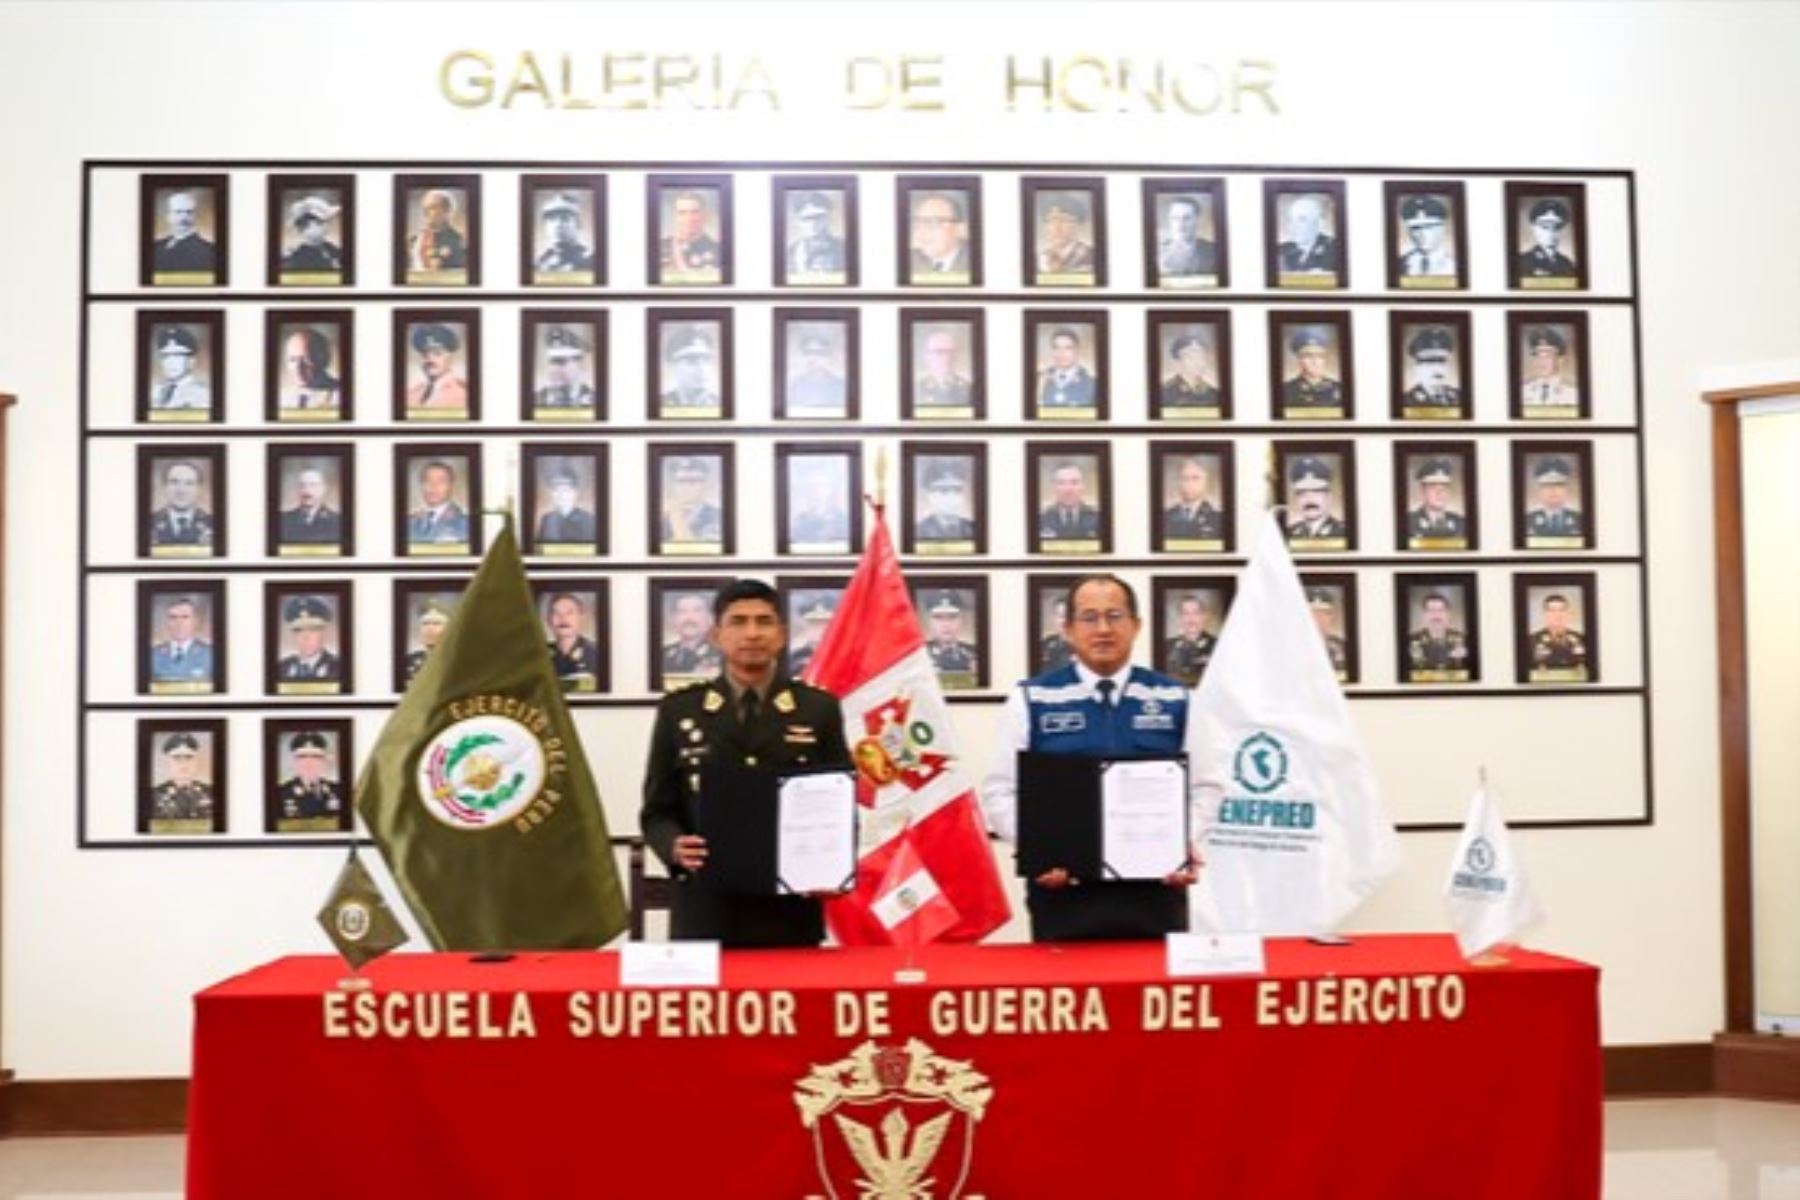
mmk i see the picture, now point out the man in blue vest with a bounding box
[981,573,1201,941]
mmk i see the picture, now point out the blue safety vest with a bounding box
[1022,663,1189,758]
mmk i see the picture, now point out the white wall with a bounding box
[4,0,1797,1077]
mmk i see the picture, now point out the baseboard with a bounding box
[0,1077,187,1136]
[1714,1032,1800,1102]
[1603,1043,1715,1097]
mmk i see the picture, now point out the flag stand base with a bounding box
[336,975,374,992]
[893,967,927,985]
[1468,950,1512,969]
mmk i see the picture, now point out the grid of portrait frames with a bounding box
[82,161,1646,843]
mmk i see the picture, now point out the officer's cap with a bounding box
[798,329,834,353]
[410,323,460,354]
[801,600,835,623]
[284,595,333,628]
[1408,326,1454,361]
[929,593,962,617]
[925,463,966,491]
[794,192,832,219]
[672,456,710,482]
[541,192,582,218]
[418,599,452,626]
[1170,332,1209,358]
[1533,456,1572,485]
[1289,326,1330,355]
[421,188,458,214]
[1529,198,1570,228]
[667,330,714,361]
[1526,326,1568,355]
[162,732,200,755]
[547,467,580,489]
[156,327,198,356]
[290,731,329,756]
[1288,455,1333,490]
[1401,195,1448,226]
[290,195,340,227]
[545,327,587,359]
[1414,457,1454,485]
[1043,194,1089,222]
[1306,588,1336,611]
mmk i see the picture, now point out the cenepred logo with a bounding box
[1231,731,1290,795]
[417,714,546,829]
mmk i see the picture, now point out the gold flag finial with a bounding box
[873,444,890,509]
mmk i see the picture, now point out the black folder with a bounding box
[1016,752,1188,881]
[696,761,857,895]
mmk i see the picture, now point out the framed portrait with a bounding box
[522,444,608,557]
[1028,441,1112,556]
[522,309,606,423]
[909,576,989,691]
[648,174,732,286]
[1390,312,1471,421]
[1150,441,1235,554]
[1299,572,1359,685]
[902,442,987,556]
[1024,310,1108,421]
[898,175,982,287]
[1396,572,1481,685]
[264,718,354,835]
[266,309,353,423]
[1152,576,1237,688]
[1270,311,1354,421]
[266,443,353,558]
[394,444,482,558]
[1265,178,1347,290]
[393,308,479,422]
[900,308,985,420]
[1384,180,1467,291]
[648,442,734,557]
[776,442,862,557]
[1146,310,1232,421]
[1022,176,1106,287]
[1513,440,1594,550]
[774,175,859,287]
[141,173,228,287]
[1394,440,1479,552]
[777,575,850,679]
[393,578,467,692]
[1026,574,1082,676]
[1514,572,1599,685]
[1142,177,1228,290]
[1276,440,1357,553]
[139,579,226,697]
[648,308,732,421]
[139,444,225,559]
[268,173,354,287]
[649,576,731,692]
[1506,181,1588,291]
[394,173,479,287]
[1509,311,1591,421]
[137,309,223,424]
[533,580,610,694]
[138,719,227,836]
[264,580,352,697]
[521,173,606,287]
[773,308,859,421]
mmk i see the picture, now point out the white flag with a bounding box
[1189,513,1401,935]
[1443,783,1544,958]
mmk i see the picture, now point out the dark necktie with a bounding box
[1096,679,1116,708]
[739,688,760,727]
[156,383,175,406]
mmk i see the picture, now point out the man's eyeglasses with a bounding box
[1072,609,1131,628]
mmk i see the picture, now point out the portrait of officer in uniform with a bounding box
[982,573,1202,942]
[779,320,852,419]
[918,590,982,690]
[1033,591,1075,673]
[146,182,222,285]
[1155,326,1225,420]
[145,592,219,695]
[1402,583,1477,684]
[1401,452,1473,551]
[1522,584,1593,684]
[784,590,844,680]
[656,588,725,690]
[144,455,219,558]
[654,323,726,419]
[1270,186,1344,286]
[1149,188,1221,287]
[273,320,345,419]
[1157,450,1228,552]
[1305,584,1353,683]
[654,183,728,285]
[401,183,472,285]
[273,456,345,555]
[1515,321,1584,419]
[1392,192,1459,287]
[904,184,977,285]
[529,322,600,420]
[399,594,456,688]
[531,190,597,283]
[656,453,727,554]
[277,192,347,284]
[1031,321,1102,419]
[268,727,349,834]
[906,317,981,419]
[782,451,854,554]
[542,590,603,694]
[1029,187,1101,286]
[1519,450,1590,549]
[781,188,849,285]
[1282,452,1352,552]
[1035,455,1106,553]
[640,579,853,948]
[401,319,472,420]
[1275,322,1349,420]
[140,728,220,836]
[909,455,981,553]
[530,457,600,554]
[1395,322,1466,420]
[1511,190,1584,288]
[271,592,343,695]
[143,323,214,420]
[404,457,473,554]
[1160,591,1220,687]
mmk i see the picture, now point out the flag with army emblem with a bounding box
[355,520,628,950]
[316,848,409,971]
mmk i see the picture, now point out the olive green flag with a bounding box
[316,848,410,970]
[355,519,628,949]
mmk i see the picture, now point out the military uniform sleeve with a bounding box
[979,685,1031,843]
[638,698,687,874]
[815,690,853,768]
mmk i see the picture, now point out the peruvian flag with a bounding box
[803,510,1011,944]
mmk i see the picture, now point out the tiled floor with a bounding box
[0,1098,1796,1197]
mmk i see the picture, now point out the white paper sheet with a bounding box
[1101,759,1189,880]
[776,771,857,894]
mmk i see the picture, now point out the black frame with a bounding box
[265,308,354,423]
[263,717,355,835]
[138,578,226,697]
[1149,440,1236,554]
[772,307,860,421]
[533,578,612,695]
[1383,179,1468,291]
[648,575,733,693]
[1389,310,1472,422]
[899,307,986,420]
[1024,309,1109,421]
[521,442,609,558]
[1264,177,1348,290]
[1275,438,1358,553]
[909,574,990,691]
[1512,439,1595,551]
[647,307,734,421]
[266,442,354,559]
[1146,308,1232,420]
[1141,176,1229,290]
[647,173,734,286]
[138,718,228,836]
[1392,439,1480,553]
[776,574,852,679]
[1270,309,1355,421]
[394,172,481,287]
[901,441,988,556]
[521,308,607,423]
[1025,573,1083,676]
[268,172,355,287]
[897,174,983,287]
[520,172,607,287]
[1514,571,1600,685]
[136,308,224,424]
[775,441,864,557]
[392,577,470,693]
[140,172,229,287]
[1152,575,1238,688]
[1508,310,1593,421]
[1395,571,1482,685]
[138,442,226,560]
[1027,439,1113,556]
[394,443,484,559]
[1298,571,1360,685]
[263,579,354,698]
[1505,180,1589,291]
[647,441,735,557]
[393,307,480,423]
[1021,175,1108,287]
[772,174,860,288]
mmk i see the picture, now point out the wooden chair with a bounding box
[627,837,675,941]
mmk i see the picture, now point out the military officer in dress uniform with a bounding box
[1159,332,1221,411]
[544,592,601,693]
[1156,195,1218,279]
[1036,194,1096,276]
[908,192,971,278]
[276,595,341,686]
[1163,593,1218,687]
[915,463,978,543]
[1520,326,1579,412]
[1525,456,1586,541]
[405,323,470,412]
[1396,195,1456,280]
[535,468,597,546]
[915,328,974,412]
[148,460,216,551]
[982,574,1201,942]
[408,189,467,273]
[1308,588,1350,679]
[1162,456,1223,543]
[1038,598,1074,671]
[659,456,723,544]
[1037,327,1097,411]
[661,593,724,682]
[148,732,214,826]
[659,330,721,412]
[281,195,345,274]
[1407,593,1471,678]
[402,600,451,684]
[278,467,342,547]
[1277,194,1339,275]
[534,192,595,274]
[925,593,979,681]
[1407,456,1469,545]
[151,191,216,274]
[279,327,342,413]
[275,731,344,827]
[149,327,211,412]
[785,191,846,276]
[1038,462,1101,542]
[785,329,848,415]
[149,597,215,687]
[659,189,723,278]
[1281,326,1344,414]
[641,579,852,947]
[407,460,470,546]
[1516,198,1579,280]
[1403,326,1461,413]
[1529,593,1590,679]
[1285,456,1347,545]
[786,599,835,678]
[535,328,597,411]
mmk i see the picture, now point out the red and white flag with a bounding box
[804,511,1011,945]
